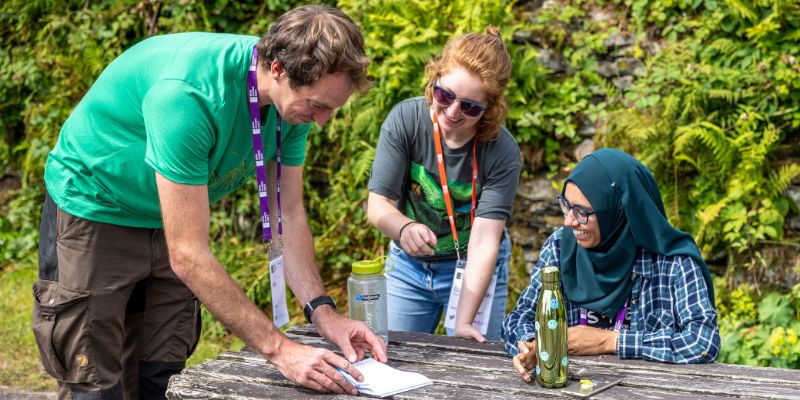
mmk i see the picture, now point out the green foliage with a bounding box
[602,0,800,278]
[309,0,517,274]
[0,263,56,391]
[2,0,800,383]
[716,281,800,368]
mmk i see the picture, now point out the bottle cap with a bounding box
[352,256,389,275]
[541,266,560,283]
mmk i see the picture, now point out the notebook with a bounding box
[336,358,433,398]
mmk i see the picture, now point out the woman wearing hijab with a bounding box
[503,148,719,381]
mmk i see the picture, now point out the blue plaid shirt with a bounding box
[502,228,720,364]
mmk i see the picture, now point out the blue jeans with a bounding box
[385,235,510,340]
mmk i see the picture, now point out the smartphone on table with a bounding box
[560,378,620,398]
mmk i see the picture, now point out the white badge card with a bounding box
[269,252,290,328]
[444,260,497,335]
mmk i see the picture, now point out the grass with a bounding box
[0,260,245,393]
[0,262,57,391]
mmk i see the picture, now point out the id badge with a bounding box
[444,259,497,335]
[269,249,290,328]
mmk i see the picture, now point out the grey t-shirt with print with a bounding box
[368,97,521,258]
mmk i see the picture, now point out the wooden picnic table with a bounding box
[167,325,800,399]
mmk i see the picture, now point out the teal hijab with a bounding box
[559,148,714,316]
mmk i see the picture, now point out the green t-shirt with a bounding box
[45,32,310,228]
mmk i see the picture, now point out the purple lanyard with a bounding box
[248,47,282,244]
[579,298,629,332]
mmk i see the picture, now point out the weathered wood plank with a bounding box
[169,358,562,399]
[287,325,800,385]
[276,331,800,399]
[169,356,746,400]
[213,349,772,399]
[167,326,800,399]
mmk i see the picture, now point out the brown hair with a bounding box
[424,26,512,142]
[256,4,369,92]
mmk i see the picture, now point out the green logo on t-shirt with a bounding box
[404,162,478,256]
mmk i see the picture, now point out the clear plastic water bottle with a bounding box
[535,266,568,388]
[348,257,389,345]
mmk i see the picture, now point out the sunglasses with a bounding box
[432,81,487,118]
[558,195,596,225]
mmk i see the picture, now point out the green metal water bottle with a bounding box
[535,266,568,388]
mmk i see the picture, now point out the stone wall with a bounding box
[505,0,800,288]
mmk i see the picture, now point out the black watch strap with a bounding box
[303,295,337,323]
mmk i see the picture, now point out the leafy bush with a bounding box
[1,0,799,370]
[600,0,800,278]
[716,281,800,368]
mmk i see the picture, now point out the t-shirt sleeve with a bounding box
[368,103,412,200]
[475,131,522,220]
[279,119,310,167]
[143,79,217,185]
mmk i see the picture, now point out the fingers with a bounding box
[401,225,436,256]
[419,226,437,248]
[361,329,388,362]
[518,341,529,354]
[325,352,362,387]
[467,329,487,343]
[318,365,358,395]
[512,353,532,383]
[337,337,358,364]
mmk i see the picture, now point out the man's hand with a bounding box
[312,306,388,363]
[512,340,537,383]
[567,325,619,355]
[454,322,487,343]
[269,338,363,395]
[398,222,437,256]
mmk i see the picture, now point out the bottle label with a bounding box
[355,294,381,301]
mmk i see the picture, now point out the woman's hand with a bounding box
[398,222,437,256]
[512,340,537,383]
[567,325,619,355]
[454,322,487,343]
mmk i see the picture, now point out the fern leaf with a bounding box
[723,0,759,21]
[767,164,800,198]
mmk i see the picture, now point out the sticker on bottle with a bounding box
[540,351,550,361]
[548,319,558,330]
[550,299,559,309]
[444,260,497,335]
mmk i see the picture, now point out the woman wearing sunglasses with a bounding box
[366,27,520,342]
[503,149,719,381]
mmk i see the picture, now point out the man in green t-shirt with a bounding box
[35,5,386,399]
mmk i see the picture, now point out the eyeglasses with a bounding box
[558,195,596,225]
[432,81,487,118]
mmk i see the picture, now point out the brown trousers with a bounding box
[33,193,200,399]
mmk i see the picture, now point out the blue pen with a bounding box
[335,367,360,387]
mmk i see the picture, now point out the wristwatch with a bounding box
[303,295,337,323]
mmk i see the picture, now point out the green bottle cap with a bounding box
[541,266,560,283]
[352,256,386,275]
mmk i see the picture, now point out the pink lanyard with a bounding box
[247,47,282,245]
[579,298,629,332]
[431,112,477,261]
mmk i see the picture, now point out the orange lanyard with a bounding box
[431,112,477,260]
